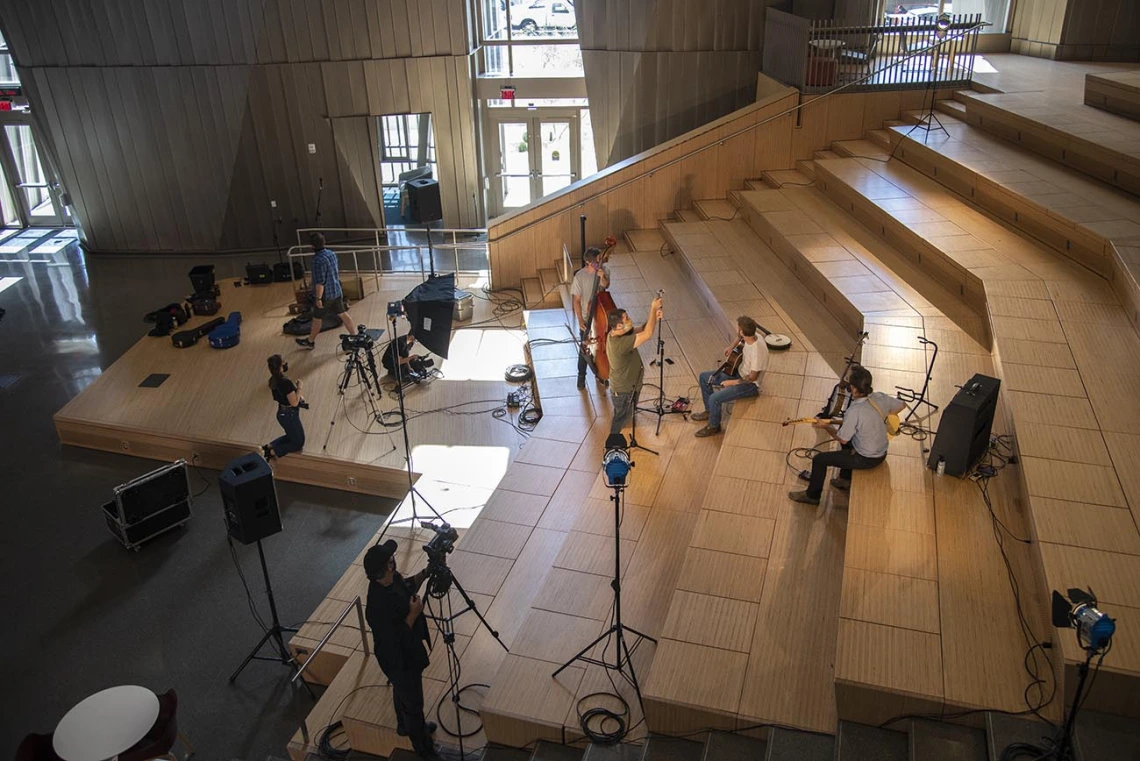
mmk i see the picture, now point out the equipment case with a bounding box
[101,460,194,551]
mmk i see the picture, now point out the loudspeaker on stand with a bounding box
[220,453,282,544]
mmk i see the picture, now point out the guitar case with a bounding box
[208,312,242,349]
[172,317,225,348]
[245,263,273,285]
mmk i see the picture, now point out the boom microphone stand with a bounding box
[553,439,655,710]
[637,290,686,436]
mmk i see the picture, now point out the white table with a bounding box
[54,685,160,761]
[809,39,846,58]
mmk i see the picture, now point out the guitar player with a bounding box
[571,247,611,389]
[789,365,907,506]
[693,316,767,438]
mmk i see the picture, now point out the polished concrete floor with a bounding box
[0,230,398,760]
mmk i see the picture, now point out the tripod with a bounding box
[228,538,311,695]
[906,25,950,142]
[423,552,509,760]
[322,337,396,454]
[553,479,656,709]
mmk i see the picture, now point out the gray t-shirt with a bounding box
[836,391,902,458]
[569,264,611,321]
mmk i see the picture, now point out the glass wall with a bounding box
[0,31,18,86]
[377,113,438,226]
[478,0,581,77]
[883,1,1011,33]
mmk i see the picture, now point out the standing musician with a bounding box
[262,354,306,462]
[570,246,611,389]
[605,296,663,435]
[692,316,767,438]
[363,540,441,760]
[789,365,906,505]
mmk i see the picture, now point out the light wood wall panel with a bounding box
[0,0,482,253]
[578,0,777,167]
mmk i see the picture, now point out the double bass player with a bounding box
[571,246,611,390]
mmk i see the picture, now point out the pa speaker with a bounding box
[220,453,281,545]
[404,273,456,359]
[406,178,442,224]
[927,374,1001,476]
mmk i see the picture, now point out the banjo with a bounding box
[758,322,792,351]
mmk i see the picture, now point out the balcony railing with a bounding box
[763,10,984,94]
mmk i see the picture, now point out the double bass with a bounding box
[581,236,617,382]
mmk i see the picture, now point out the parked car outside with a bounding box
[510,0,577,34]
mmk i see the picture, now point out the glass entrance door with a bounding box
[0,120,65,227]
[489,111,581,217]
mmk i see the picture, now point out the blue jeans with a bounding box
[271,407,306,457]
[699,370,759,428]
[610,387,641,435]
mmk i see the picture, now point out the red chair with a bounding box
[14,733,63,761]
[117,689,195,761]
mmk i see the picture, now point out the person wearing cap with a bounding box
[363,539,439,758]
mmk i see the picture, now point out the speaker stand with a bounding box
[229,538,310,695]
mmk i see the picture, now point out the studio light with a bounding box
[1052,587,1115,653]
[602,433,632,487]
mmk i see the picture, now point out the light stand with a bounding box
[905,13,952,143]
[895,335,939,423]
[422,536,510,760]
[228,538,312,696]
[376,311,445,541]
[553,438,656,711]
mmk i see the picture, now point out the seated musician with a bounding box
[789,365,907,505]
[692,316,767,438]
[570,247,611,389]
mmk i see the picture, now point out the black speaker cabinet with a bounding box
[406,178,442,224]
[220,454,282,545]
[927,374,1001,476]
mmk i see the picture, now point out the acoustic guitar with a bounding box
[782,408,901,439]
[717,338,745,376]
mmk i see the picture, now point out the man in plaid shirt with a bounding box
[296,232,356,349]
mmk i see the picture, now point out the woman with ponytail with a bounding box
[263,354,306,461]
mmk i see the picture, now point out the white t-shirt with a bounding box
[738,338,767,382]
[569,264,610,320]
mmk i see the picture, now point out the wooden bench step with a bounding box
[694,198,738,220]
[675,208,703,222]
[814,150,841,160]
[745,178,768,190]
[866,129,893,150]
[831,139,891,161]
[796,159,817,179]
[936,99,967,118]
[625,228,666,252]
[761,169,814,188]
[521,276,544,308]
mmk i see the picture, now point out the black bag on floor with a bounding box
[282,311,343,336]
[145,303,190,337]
[273,261,305,282]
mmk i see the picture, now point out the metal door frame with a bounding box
[487,107,582,217]
[0,112,66,227]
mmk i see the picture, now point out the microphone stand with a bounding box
[314,177,324,227]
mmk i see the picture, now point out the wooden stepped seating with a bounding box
[761,169,813,189]
[814,155,1140,720]
[866,129,892,151]
[814,150,841,161]
[731,184,1049,725]
[936,98,968,118]
[647,217,853,734]
[882,115,1140,326]
[957,90,1140,196]
[1085,71,1140,121]
[693,198,738,220]
[675,208,703,222]
[831,139,890,162]
[745,179,768,191]
[625,228,666,252]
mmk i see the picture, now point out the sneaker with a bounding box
[694,424,722,438]
[577,377,586,390]
[690,411,709,421]
[831,477,851,491]
[797,470,811,483]
[295,338,315,349]
[788,490,820,505]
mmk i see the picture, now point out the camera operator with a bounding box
[383,332,431,380]
[363,539,441,759]
[262,354,305,462]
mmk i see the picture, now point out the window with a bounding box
[377,114,437,226]
[0,31,19,86]
[478,0,580,77]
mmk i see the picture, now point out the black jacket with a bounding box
[365,572,431,675]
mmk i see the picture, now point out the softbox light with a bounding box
[404,273,456,359]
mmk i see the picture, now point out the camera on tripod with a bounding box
[340,325,384,352]
[422,520,458,565]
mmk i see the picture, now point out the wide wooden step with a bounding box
[745,178,768,190]
[831,139,891,161]
[1085,71,1140,120]
[936,98,967,118]
[814,150,841,160]
[521,276,544,308]
[760,169,813,188]
[796,159,817,180]
[866,129,892,150]
[693,197,737,220]
[675,208,702,222]
[625,227,666,252]
[538,267,560,297]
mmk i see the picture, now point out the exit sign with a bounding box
[0,101,11,111]
[0,85,21,97]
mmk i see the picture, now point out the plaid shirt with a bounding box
[310,248,342,300]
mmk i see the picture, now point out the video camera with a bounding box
[421,521,459,564]
[340,325,384,352]
[409,355,435,375]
